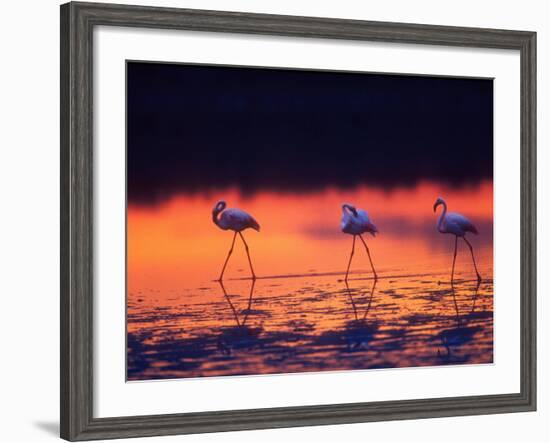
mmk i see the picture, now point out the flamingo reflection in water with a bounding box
[437,279,484,362]
[345,279,377,323]
[216,280,263,356]
[340,203,379,281]
[313,279,379,353]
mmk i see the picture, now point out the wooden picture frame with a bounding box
[60,2,536,440]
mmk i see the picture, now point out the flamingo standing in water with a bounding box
[433,197,482,282]
[212,200,260,281]
[341,203,378,281]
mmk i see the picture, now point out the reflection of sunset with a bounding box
[128,181,492,293]
[127,180,493,380]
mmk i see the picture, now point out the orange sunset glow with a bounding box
[127,182,493,380]
[128,181,493,292]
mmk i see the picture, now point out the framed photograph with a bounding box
[60,1,536,440]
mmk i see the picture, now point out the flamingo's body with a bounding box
[341,203,378,281]
[433,197,481,282]
[214,207,260,232]
[341,206,378,236]
[436,211,478,237]
[212,200,259,280]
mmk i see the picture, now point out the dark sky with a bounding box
[127,61,493,205]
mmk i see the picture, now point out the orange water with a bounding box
[127,181,493,380]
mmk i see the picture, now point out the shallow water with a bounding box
[127,264,493,380]
[127,182,493,380]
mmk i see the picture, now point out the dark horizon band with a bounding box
[127,60,493,206]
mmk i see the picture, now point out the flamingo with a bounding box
[212,200,260,281]
[433,197,482,282]
[341,203,378,281]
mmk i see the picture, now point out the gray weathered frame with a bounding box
[60,1,536,441]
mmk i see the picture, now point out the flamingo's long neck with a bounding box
[212,208,223,228]
[437,202,447,233]
[342,204,356,217]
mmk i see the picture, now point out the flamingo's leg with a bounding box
[238,231,257,280]
[218,231,237,281]
[345,235,356,281]
[359,234,378,280]
[451,236,458,282]
[463,237,482,282]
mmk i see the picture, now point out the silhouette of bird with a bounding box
[212,200,260,281]
[433,197,481,282]
[341,203,378,281]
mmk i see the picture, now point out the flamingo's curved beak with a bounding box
[433,202,439,213]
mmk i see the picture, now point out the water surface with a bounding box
[127,182,493,380]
